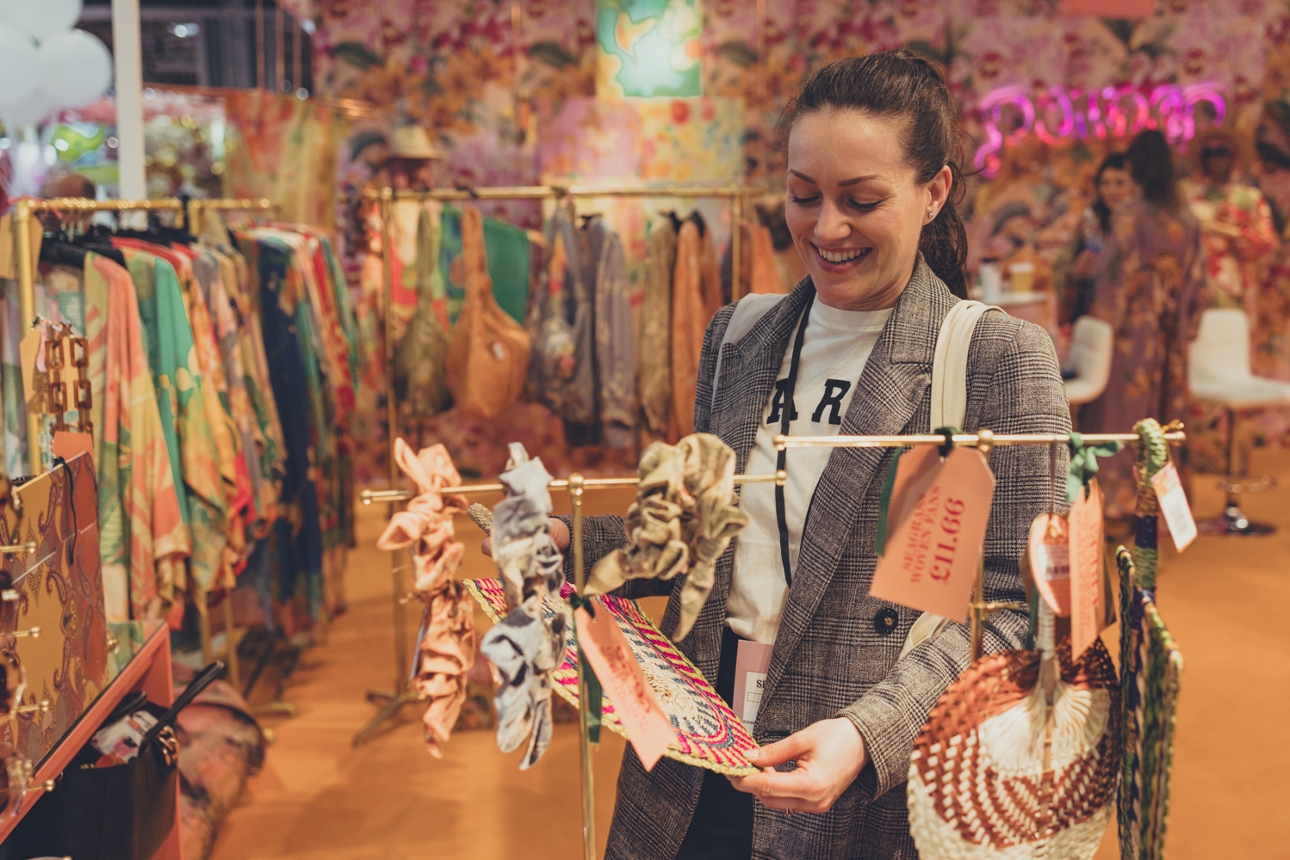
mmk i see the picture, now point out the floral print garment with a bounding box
[88,255,189,620]
[1083,201,1205,518]
[1184,179,1277,314]
[116,244,229,597]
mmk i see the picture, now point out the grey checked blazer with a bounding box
[567,259,1072,860]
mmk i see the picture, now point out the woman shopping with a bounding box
[1083,130,1205,519]
[1053,152,1132,324]
[528,51,1070,859]
[1184,127,1277,319]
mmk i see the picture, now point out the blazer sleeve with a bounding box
[837,317,1071,801]
[558,304,738,596]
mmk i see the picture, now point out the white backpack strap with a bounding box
[711,294,786,411]
[902,298,1002,659]
[930,300,1002,431]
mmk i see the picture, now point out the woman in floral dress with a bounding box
[1083,130,1206,519]
[1184,128,1278,319]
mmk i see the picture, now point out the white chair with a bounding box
[1064,316,1114,408]
[1189,308,1290,535]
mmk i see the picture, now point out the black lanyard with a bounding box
[775,293,814,587]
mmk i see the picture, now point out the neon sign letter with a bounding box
[973,82,1227,177]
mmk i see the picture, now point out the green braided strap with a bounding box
[1132,419,1169,591]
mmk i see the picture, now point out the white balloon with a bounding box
[0,25,38,110]
[37,29,111,110]
[0,0,82,41]
[1,90,51,130]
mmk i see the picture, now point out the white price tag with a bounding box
[1151,462,1197,552]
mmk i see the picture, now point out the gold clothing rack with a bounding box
[370,423,1179,859]
[354,181,764,761]
[358,470,785,506]
[12,197,186,471]
[10,196,284,704]
[364,468,780,859]
[186,197,278,231]
[773,426,1186,661]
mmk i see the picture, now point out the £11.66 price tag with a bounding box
[871,447,997,623]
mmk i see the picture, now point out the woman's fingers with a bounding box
[548,517,570,550]
[746,731,811,768]
[481,535,493,557]
[729,767,819,802]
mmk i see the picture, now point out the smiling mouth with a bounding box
[813,244,872,264]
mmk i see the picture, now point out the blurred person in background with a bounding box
[1052,152,1130,325]
[36,170,96,230]
[1184,127,1278,321]
[1083,129,1205,519]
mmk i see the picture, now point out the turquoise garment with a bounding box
[439,206,530,325]
[483,217,531,325]
[123,254,192,525]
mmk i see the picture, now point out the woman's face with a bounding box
[1097,166,1131,211]
[786,108,951,311]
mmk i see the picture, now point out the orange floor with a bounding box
[209,451,1290,860]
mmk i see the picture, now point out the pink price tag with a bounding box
[1068,480,1106,659]
[1150,462,1197,552]
[871,447,997,623]
[575,605,677,771]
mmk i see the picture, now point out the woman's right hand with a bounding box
[481,517,570,558]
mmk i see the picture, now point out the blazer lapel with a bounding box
[716,279,815,473]
[759,261,955,708]
[676,280,814,681]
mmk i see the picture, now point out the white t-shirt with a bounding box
[726,300,894,644]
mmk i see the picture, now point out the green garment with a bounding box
[122,249,228,592]
[439,206,531,325]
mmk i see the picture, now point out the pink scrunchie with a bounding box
[377,438,475,757]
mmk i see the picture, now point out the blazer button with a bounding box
[874,608,899,636]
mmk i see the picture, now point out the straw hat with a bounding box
[390,124,447,160]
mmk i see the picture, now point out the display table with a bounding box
[0,620,179,859]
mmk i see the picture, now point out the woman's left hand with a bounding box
[727,718,868,814]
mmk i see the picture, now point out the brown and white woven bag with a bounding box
[907,603,1121,859]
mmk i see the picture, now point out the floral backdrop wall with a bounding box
[313,0,1290,471]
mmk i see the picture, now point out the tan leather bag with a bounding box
[445,205,531,419]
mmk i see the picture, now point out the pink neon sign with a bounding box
[973,82,1227,176]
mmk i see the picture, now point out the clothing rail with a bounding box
[771,426,1188,660]
[11,197,186,471]
[364,182,763,302]
[11,197,287,704]
[354,180,763,764]
[775,430,1188,450]
[358,470,786,505]
[362,468,781,860]
[185,197,277,231]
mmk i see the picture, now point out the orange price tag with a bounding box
[574,605,676,771]
[1150,462,1197,552]
[871,447,997,623]
[1028,513,1071,617]
[1068,479,1106,658]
